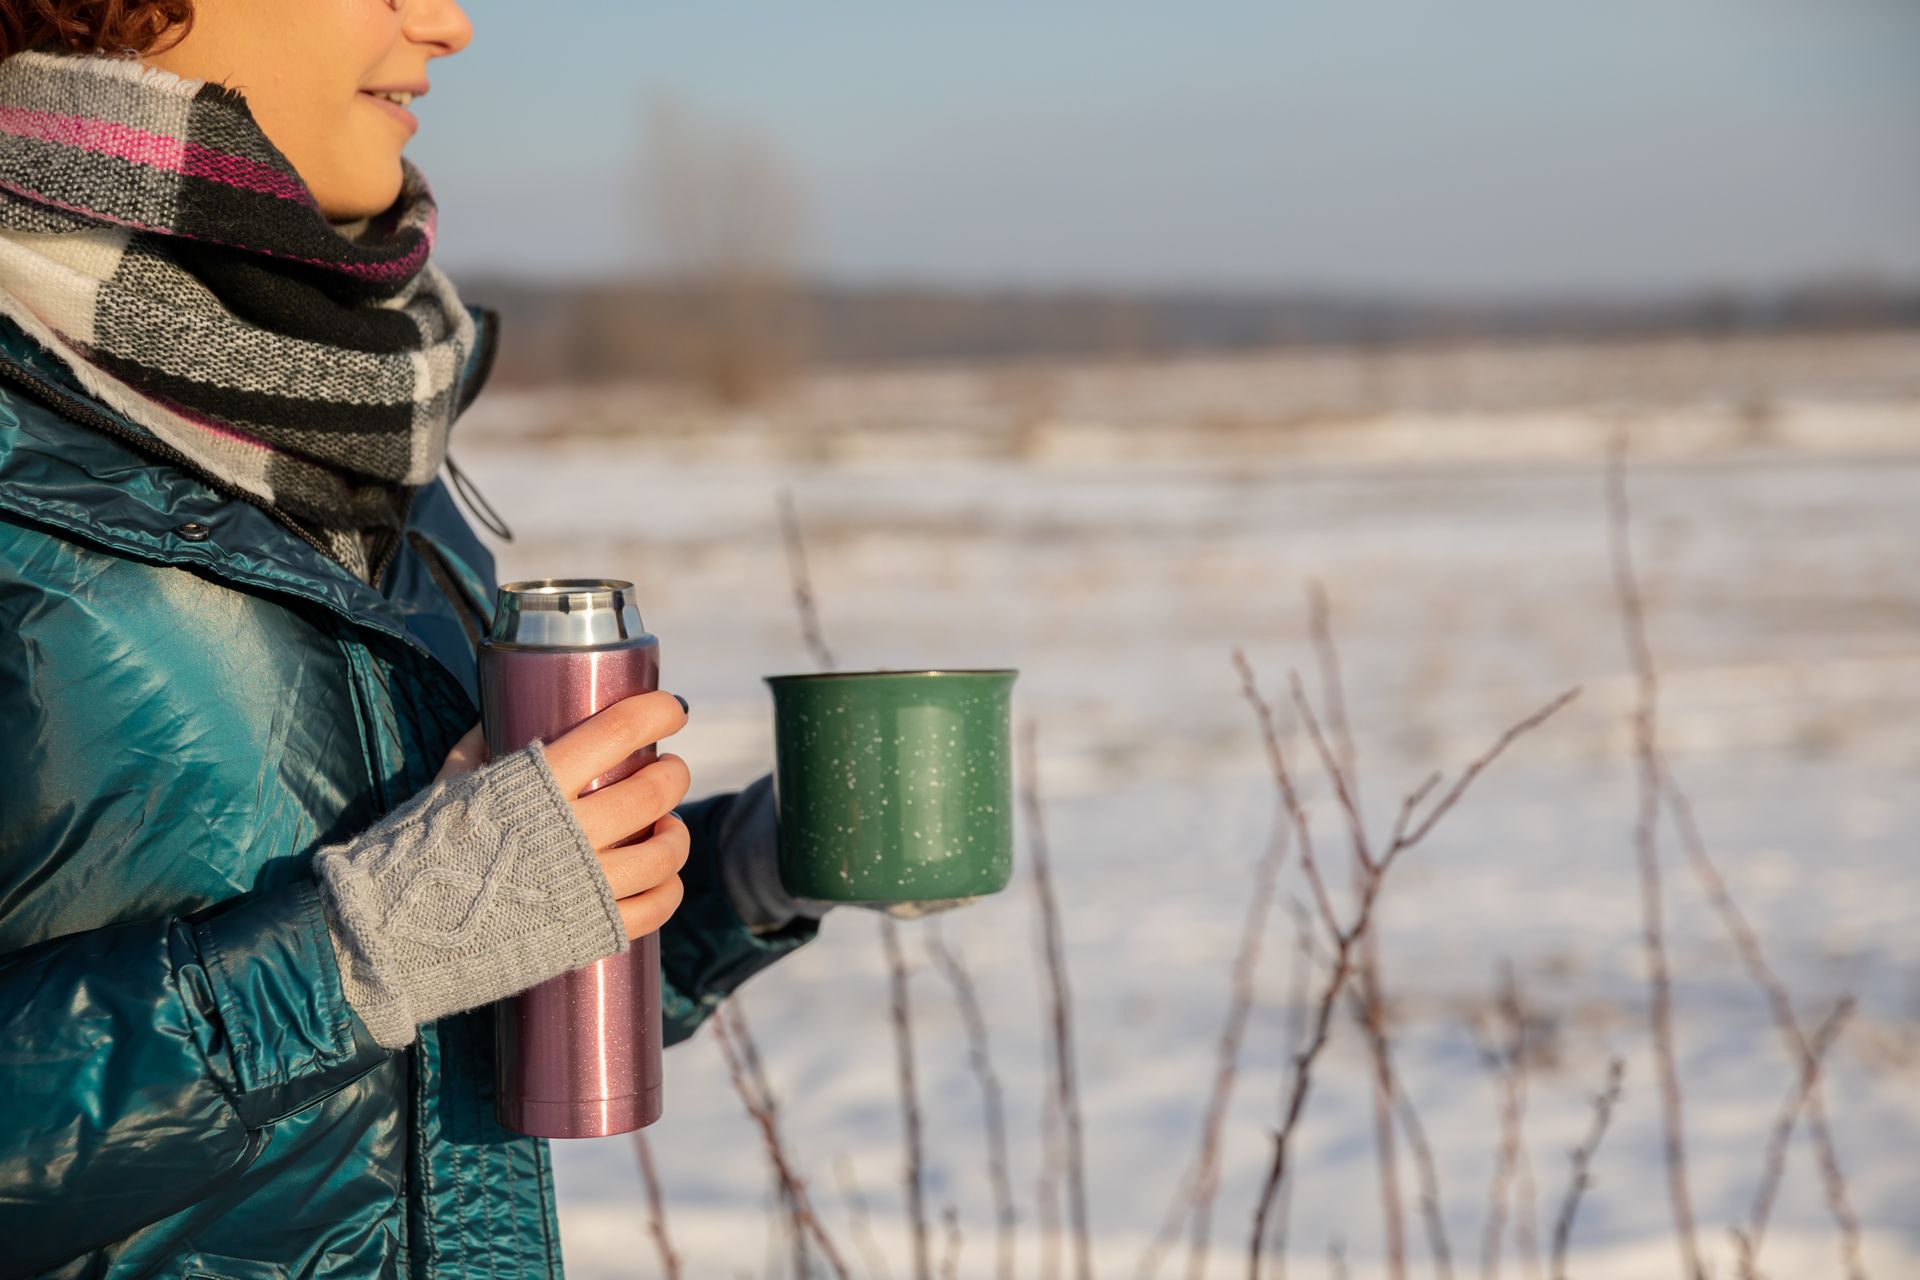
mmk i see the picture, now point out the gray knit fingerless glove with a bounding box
[715,772,833,935]
[715,772,980,932]
[312,741,628,1050]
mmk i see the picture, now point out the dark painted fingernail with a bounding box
[672,693,689,714]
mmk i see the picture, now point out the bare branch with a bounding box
[833,1156,896,1280]
[1022,716,1094,1280]
[1387,773,1443,854]
[1261,899,1319,1280]
[713,1003,854,1280]
[1660,761,1869,1280]
[1306,581,1360,797]
[1329,1236,1350,1280]
[1736,997,1858,1280]
[1303,585,1409,1280]
[1394,1078,1456,1280]
[1240,641,1579,1280]
[1473,964,1537,1280]
[1231,649,1339,938]
[776,487,837,672]
[1605,429,1705,1280]
[1548,1057,1625,1280]
[882,917,932,1280]
[633,1131,684,1280]
[1290,669,1374,875]
[1037,1078,1065,1280]
[730,999,811,1278]
[1355,943,1408,1280]
[1390,689,1581,862]
[940,1206,964,1280]
[927,923,1019,1280]
[1132,813,1294,1280]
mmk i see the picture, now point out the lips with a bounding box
[358,91,419,135]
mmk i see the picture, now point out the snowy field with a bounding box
[454,333,1920,1279]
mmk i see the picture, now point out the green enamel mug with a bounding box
[763,668,1019,903]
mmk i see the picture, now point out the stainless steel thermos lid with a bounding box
[487,579,648,649]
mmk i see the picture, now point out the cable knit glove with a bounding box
[715,772,833,935]
[312,741,629,1050]
[715,772,982,932]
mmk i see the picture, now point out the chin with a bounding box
[316,162,407,223]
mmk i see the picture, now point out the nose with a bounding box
[405,0,474,57]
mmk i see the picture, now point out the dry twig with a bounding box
[1237,639,1579,1280]
[1261,898,1318,1280]
[776,486,837,671]
[1037,1080,1065,1280]
[1022,716,1094,1280]
[633,1131,684,1280]
[940,1205,965,1280]
[1735,997,1858,1280]
[1297,590,1406,1280]
[1394,1078,1456,1280]
[1659,767,1869,1280]
[730,999,812,1278]
[1548,1057,1625,1280]
[882,917,933,1280]
[712,1003,854,1280]
[833,1156,896,1280]
[1131,815,1293,1280]
[1472,964,1539,1280]
[1605,431,1705,1280]
[927,923,1019,1280]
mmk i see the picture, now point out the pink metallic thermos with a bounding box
[480,579,664,1138]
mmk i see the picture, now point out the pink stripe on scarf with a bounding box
[150,394,277,449]
[0,174,427,286]
[56,336,277,449]
[0,104,311,203]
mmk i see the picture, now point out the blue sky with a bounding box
[410,0,1920,298]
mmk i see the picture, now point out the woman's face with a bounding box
[142,0,473,222]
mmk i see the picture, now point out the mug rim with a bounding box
[764,667,1017,683]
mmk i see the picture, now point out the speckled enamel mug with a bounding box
[763,669,1019,903]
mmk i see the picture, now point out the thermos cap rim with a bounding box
[498,578,634,608]
[488,580,647,648]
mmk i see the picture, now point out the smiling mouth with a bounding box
[358,91,419,131]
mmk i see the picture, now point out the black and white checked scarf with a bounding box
[0,48,478,580]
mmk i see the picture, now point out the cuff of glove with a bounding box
[313,741,628,1050]
[716,772,834,935]
[714,773,987,929]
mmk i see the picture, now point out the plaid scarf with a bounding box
[0,48,477,581]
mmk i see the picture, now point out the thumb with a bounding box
[433,723,487,784]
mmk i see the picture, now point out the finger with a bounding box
[594,812,691,899]
[616,873,686,941]
[433,724,486,784]
[542,691,689,797]
[573,754,690,850]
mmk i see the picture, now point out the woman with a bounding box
[0,2,835,1275]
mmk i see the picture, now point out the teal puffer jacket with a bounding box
[0,304,819,1279]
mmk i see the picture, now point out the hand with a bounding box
[434,691,693,941]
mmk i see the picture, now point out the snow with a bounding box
[453,337,1920,1279]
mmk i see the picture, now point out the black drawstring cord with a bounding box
[445,452,515,543]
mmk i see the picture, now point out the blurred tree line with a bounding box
[453,96,1920,402]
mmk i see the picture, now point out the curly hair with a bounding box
[0,0,195,62]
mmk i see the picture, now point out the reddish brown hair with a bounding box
[0,0,195,61]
